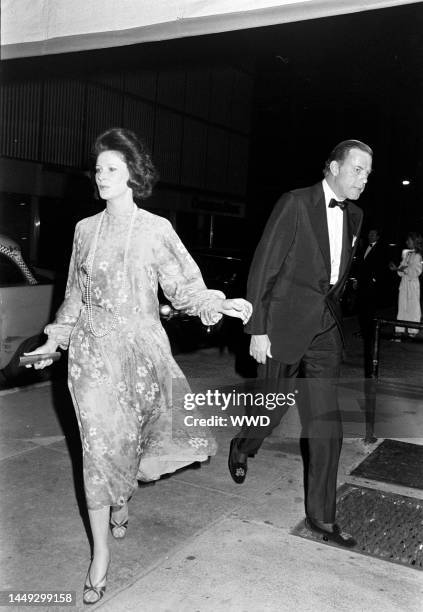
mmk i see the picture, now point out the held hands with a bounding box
[22,340,59,369]
[250,334,272,364]
[218,298,252,325]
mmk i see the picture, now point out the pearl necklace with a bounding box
[85,205,137,338]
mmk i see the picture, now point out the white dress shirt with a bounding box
[322,179,344,285]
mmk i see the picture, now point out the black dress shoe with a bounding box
[228,438,247,484]
[305,517,357,548]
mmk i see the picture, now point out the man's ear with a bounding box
[329,160,339,176]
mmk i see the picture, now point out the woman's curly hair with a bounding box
[92,128,159,200]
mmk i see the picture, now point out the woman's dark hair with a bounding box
[93,128,158,199]
[323,139,373,176]
[407,232,423,255]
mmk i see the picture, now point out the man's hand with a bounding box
[250,334,272,364]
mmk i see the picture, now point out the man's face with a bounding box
[329,148,372,201]
[368,230,379,244]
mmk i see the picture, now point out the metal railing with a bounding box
[363,318,423,443]
[371,318,423,379]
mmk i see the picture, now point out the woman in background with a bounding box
[26,128,252,604]
[390,232,422,339]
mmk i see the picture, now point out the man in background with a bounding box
[356,228,389,375]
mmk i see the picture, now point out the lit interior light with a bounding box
[402,180,410,186]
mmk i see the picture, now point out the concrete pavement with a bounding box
[1,318,423,611]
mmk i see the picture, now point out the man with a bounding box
[228,140,372,547]
[356,228,389,375]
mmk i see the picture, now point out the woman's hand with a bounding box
[22,341,59,369]
[218,298,252,324]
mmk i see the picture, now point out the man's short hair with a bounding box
[323,140,373,176]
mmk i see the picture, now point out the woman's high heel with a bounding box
[110,504,129,539]
[110,516,128,539]
[83,561,109,605]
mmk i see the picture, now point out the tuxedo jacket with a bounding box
[245,182,363,363]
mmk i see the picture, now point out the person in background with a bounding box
[389,232,423,340]
[24,127,252,605]
[356,228,390,374]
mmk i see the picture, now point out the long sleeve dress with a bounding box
[395,249,422,336]
[45,206,224,510]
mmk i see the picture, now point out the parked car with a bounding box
[159,248,251,354]
[0,234,59,387]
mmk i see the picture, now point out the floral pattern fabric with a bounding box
[45,207,223,510]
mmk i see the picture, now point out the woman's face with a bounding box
[95,150,131,201]
[406,236,415,249]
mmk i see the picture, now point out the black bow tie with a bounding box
[329,198,347,210]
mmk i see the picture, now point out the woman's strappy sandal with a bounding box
[110,504,129,539]
[83,562,108,605]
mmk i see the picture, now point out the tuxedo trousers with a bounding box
[236,307,343,523]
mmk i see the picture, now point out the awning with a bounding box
[1,0,420,60]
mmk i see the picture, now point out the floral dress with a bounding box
[45,207,223,510]
[395,249,422,336]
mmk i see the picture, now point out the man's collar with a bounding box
[322,179,343,207]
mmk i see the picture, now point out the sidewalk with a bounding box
[1,318,423,611]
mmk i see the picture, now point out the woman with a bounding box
[389,232,423,339]
[26,128,252,604]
